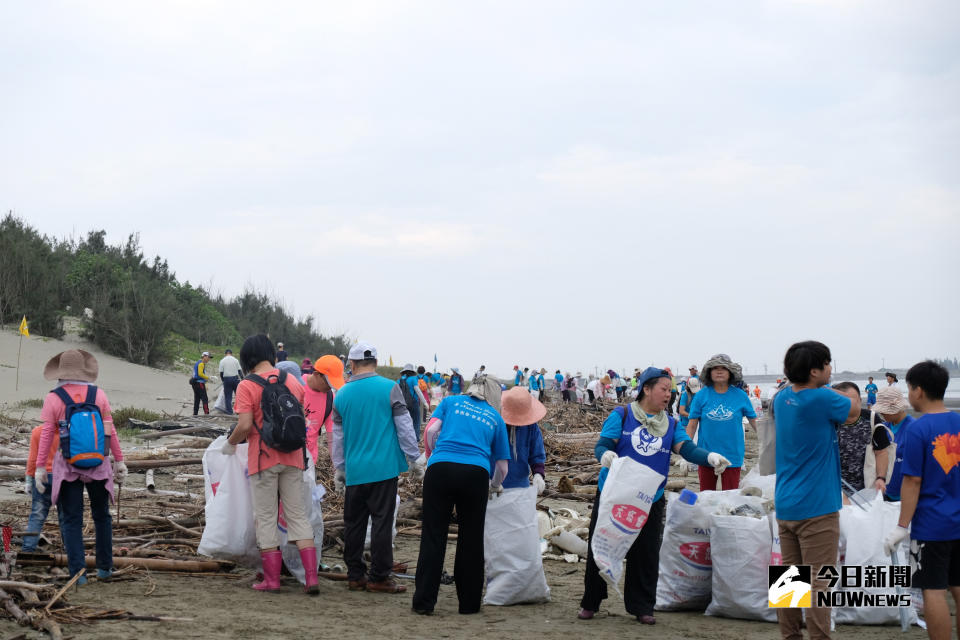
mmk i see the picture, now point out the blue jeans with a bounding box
[22,480,60,552]
[222,376,240,414]
[57,479,112,577]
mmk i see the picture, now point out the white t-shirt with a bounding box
[218,355,242,377]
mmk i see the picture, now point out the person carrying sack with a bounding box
[35,350,127,584]
[224,334,319,594]
[578,367,729,625]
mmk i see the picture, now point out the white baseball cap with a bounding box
[348,342,378,361]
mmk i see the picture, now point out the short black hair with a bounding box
[783,341,832,384]
[417,366,425,375]
[831,381,860,395]
[906,360,949,401]
[225,348,232,354]
[240,334,275,372]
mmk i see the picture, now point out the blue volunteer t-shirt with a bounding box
[428,395,510,471]
[514,371,522,385]
[884,414,916,500]
[529,376,540,391]
[865,383,878,403]
[774,386,851,521]
[678,389,691,428]
[688,386,756,467]
[555,373,563,387]
[900,412,960,541]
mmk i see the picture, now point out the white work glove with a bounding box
[221,442,236,456]
[34,468,48,492]
[532,473,546,496]
[408,454,425,482]
[883,525,910,556]
[707,452,731,475]
[489,482,503,500]
[113,461,128,484]
[600,450,617,468]
[24,475,35,494]
[334,468,346,494]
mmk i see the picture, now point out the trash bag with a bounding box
[213,388,227,413]
[655,494,714,611]
[591,457,665,597]
[740,467,777,499]
[483,486,550,605]
[705,512,777,622]
[197,436,259,567]
[278,452,326,585]
[835,493,917,626]
[364,494,400,550]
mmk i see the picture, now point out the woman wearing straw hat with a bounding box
[686,354,757,491]
[872,386,916,501]
[414,377,510,615]
[34,350,127,584]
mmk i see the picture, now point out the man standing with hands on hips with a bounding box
[332,342,425,595]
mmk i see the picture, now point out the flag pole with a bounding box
[16,332,22,391]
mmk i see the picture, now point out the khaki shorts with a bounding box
[251,464,313,549]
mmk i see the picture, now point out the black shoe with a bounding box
[412,606,434,615]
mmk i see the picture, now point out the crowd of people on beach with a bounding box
[21,338,960,640]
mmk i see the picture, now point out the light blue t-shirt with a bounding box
[774,386,851,521]
[688,386,756,467]
[529,376,540,391]
[865,383,878,403]
[514,371,522,385]
[900,412,960,541]
[428,395,510,471]
[554,373,563,387]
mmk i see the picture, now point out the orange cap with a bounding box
[312,354,346,390]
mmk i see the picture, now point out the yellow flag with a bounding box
[18,316,29,338]
[389,355,394,367]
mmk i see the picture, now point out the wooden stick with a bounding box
[45,569,85,613]
[145,469,155,491]
[136,515,202,537]
[125,458,203,469]
[141,426,220,439]
[0,581,54,591]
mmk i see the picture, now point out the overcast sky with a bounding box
[3,1,958,378]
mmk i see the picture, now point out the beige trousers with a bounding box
[251,464,313,549]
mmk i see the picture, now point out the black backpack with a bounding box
[246,370,307,453]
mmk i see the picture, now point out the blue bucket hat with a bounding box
[636,366,671,390]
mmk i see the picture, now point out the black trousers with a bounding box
[343,477,398,582]
[190,380,208,415]
[580,491,665,617]
[413,462,489,614]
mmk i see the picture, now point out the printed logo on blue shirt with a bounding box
[629,427,664,457]
[706,404,735,421]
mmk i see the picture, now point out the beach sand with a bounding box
[0,328,939,639]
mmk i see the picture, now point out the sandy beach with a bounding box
[0,327,943,639]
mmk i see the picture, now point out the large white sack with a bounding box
[740,467,777,499]
[197,436,259,567]
[483,486,550,605]
[213,388,227,413]
[278,453,326,584]
[705,512,777,622]
[836,494,917,626]
[655,494,714,611]
[591,457,665,597]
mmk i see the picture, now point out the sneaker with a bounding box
[577,608,595,620]
[636,614,656,625]
[97,569,113,581]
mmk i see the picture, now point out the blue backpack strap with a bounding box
[52,387,74,409]
[85,385,98,405]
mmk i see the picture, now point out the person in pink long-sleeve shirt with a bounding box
[35,350,126,584]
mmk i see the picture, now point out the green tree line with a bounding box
[0,213,350,365]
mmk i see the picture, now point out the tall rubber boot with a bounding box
[253,550,282,592]
[299,546,319,595]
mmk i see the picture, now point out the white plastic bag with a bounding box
[705,512,777,622]
[591,457,665,597]
[197,436,259,567]
[213,388,227,413]
[655,494,714,611]
[278,453,325,584]
[483,487,550,605]
[740,467,777,499]
[836,494,917,626]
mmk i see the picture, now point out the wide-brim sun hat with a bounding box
[401,363,416,374]
[873,387,908,415]
[500,386,547,426]
[44,349,98,382]
[701,353,743,385]
[313,354,346,389]
[685,377,702,394]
